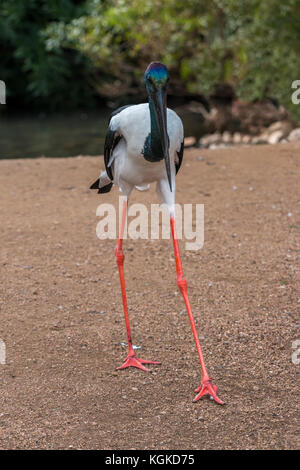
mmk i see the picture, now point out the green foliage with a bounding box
[0,0,95,109]
[1,0,300,117]
[45,0,300,119]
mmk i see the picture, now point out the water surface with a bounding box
[0,110,111,159]
[0,107,200,159]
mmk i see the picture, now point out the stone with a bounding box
[288,128,300,142]
[241,135,251,144]
[222,131,232,143]
[200,133,222,147]
[209,143,228,149]
[268,130,284,144]
[184,136,196,147]
[233,132,242,144]
[267,120,293,137]
[256,133,268,144]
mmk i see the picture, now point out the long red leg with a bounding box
[170,217,224,404]
[115,199,160,372]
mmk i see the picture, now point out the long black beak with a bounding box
[153,88,172,192]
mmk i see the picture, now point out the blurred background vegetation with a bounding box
[0,0,300,158]
[1,0,300,116]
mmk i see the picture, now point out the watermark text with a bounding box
[291,80,300,105]
[0,339,6,365]
[0,80,6,104]
[96,197,204,251]
[292,339,300,365]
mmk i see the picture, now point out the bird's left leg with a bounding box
[116,198,160,372]
[170,215,224,404]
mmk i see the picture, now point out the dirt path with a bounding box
[0,143,299,449]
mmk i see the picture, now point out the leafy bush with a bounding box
[1,0,300,118]
[0,0,95,109]
[45,0,300,119]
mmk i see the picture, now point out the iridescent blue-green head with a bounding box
[144,62,169,94]
[144,62,172,191]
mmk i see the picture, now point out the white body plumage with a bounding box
[100,103,184,212]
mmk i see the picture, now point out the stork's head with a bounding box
[144,62,172,191]
[144,62,169,94]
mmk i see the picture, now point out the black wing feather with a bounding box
[104,105,134,181]
[104,130,120,181]
[175,141,184,174]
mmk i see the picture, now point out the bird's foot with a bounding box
[117,353,160,372]
[193,379,224,405]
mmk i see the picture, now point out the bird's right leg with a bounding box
[116,198,160,372]
[170,214,224,404]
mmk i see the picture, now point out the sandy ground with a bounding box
[0,143,299,450]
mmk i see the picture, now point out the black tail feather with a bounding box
[90,178,100,190]
[90,178,113,193]
[98,182,113,194]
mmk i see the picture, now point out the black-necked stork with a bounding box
[90,62,223,404]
